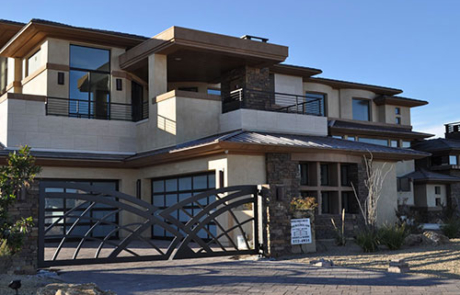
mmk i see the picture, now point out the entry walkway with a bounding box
[58,257,460,294]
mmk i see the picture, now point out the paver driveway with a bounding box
[58,257,460,294]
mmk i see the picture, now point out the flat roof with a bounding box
[119,26,289,70]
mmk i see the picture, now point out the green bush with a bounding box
[441,219,460,239]
[379,223,408,250]
[355,229,379,252]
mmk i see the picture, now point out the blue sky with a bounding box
[4,0,459,137]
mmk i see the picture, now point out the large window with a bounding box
[306,92,326,116]
[27,49,42,76]
[0,57,7,94]
[69,45,111,119]
[352,98,370,121]
[151,172,216,239]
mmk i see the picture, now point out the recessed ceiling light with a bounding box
[174,57,182,61]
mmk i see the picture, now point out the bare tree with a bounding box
[352,152,392,230]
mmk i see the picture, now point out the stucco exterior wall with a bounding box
[5,99,137,152]
[0,99,7,146]
[220,109,328,136]
[427,184,447,207]
[375,161,398,225]
[274,74,303,95]
[396,160,415,206]
[137,94,221,152]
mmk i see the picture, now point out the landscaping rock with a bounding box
[388,259,410,273]
[422,231,450,246]
[37,283,116,295]
[310,258,334,267]
[404,234,424,247]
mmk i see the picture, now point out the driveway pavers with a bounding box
[57,257,460,294]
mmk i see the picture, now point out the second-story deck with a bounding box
[46,97,149,122]
[222,88,324,116]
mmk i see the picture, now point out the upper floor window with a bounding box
[395,107,401,115]
[0,57,7,94]
[402,141,411,148]
[358,137,388,146]
[27,49,42,76]
[306,92,326,116]
[396,117,401,125]
[450,155,458,165]
[69,45,110,119]
[352,98,370,121]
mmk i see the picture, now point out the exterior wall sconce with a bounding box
[57,72,65,85]
[116,79,122,91]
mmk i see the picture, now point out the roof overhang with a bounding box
[0,20,25,49]
[269,64,322,78]
[119,26,289,78]
[0,138,428,169]
[305,77,403,95]
[374,95,428,107]
[0,19,147,58]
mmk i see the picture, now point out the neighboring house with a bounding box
[409,122,460,220]
[0,19,431,240]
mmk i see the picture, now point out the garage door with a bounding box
[43,180,119,240]
[152,172,216,239]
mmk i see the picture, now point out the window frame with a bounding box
[449,155,458,166]
[305,91,327,117]
[352,98,371,121]
[26,49,42,77]
[435,186,441,195]
[151,171,216,240]
[69,44,111,119]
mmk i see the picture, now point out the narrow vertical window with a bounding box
[352,99,370,121]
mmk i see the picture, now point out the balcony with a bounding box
[222,88,324,116]
[45,97,149,122]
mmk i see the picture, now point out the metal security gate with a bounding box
[38,182,263,267]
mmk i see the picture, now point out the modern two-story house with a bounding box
[0,19,431,241]
[406,122,460,221]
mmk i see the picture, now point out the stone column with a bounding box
[2,182,39,274]
[265,153,301,257]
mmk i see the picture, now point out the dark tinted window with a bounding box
[306,92,326,116]
[352,99,370,121]
[70,45,110,71]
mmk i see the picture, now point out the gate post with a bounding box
[265,153,316,257]
[2,181,40,274]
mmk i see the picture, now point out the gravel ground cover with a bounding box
[0,274,60,295]
[295,238,460,279]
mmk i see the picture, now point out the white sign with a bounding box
[291,218,312,245]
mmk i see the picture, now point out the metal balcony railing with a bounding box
[45,97,149,122]
[222,88,324,116]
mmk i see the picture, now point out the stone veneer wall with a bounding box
[221,66,273,111]
[1,183,39,274]
[265,153,300,257]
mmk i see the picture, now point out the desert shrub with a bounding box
[355,229,379,252]
[0,146,41,254]
[441,219,460,239]
[395,200,423,234]
[379,223,408,250]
